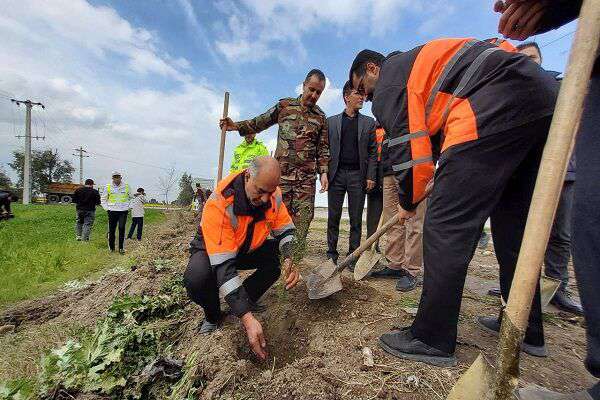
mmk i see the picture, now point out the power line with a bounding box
[540,30,576,48]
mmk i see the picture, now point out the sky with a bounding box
[0,0,577,205]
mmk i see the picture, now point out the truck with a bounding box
[44,182,83,204]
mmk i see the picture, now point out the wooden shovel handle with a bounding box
[217,92,230,182]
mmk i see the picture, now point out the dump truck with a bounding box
[44,182,83,204]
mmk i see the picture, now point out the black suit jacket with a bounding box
[327,111,377,187]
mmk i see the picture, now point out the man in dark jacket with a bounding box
[72,179,101,241]
[326,81,377,265]
[0,190,16,219]
[495,1,600,399]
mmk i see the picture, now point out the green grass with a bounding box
[0,204,165,307]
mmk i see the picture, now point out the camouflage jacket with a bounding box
[237,96,330,181]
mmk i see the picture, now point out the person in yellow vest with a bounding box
[229,133,269,173]
[101,171,132,254]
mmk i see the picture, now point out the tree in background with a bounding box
[176,172,195,206]
[9,149,74,192]
[0,167,12,189]
[156,166,177,206]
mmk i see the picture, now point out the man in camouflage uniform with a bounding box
[220,69,330,261]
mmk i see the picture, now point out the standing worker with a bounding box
[184,157,300,360]
[349,36,558,366]
[127,187,146,241]
[72,179,100,241]
[101,171,131,254]
[370,125,427,292]
[219,69,330,261]
[230,133,269,173]
[0,190,16,220]
[192,183,207,212]
[492,1,600,399]
[326,80,377,267]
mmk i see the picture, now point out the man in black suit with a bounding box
[326,81,377,266]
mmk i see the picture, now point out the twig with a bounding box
[421,379,443,400]
[358,315,399,346]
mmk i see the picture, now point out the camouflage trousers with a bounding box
[280,177,316,263]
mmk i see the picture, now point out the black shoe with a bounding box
[379,327,457,367]
[488,287,502,297]
[477,316,548,357]
[119,249,125,255]
[395,271,417,292]
[550,290,583,316]
[370,267,405,279]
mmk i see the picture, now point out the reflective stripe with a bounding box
[387,130,429,147]
[278,234,294,250]
[219,276,242,297]
[438,47,502,128]
[106,183,130,204]
[225,204,238,230]
[392,156,434,172]
[424,40,476,120]
[272,223,295,237]
[209,251,237,265]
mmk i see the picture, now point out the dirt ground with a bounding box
[0,211,595,399]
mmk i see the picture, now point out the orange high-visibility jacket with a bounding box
[199,171,295,316]
[372,38,558,211]
[374,127,385,162]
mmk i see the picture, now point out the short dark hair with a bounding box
[349,49,385,84]
[516,41,541,59]
[342,80,353,103]
[137,187,144,193]
[305,69,326,83]
[84,179,94,185]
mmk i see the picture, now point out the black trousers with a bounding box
[107,210,128,251]
[327,168,366,262]
[0,198,11,214]
[366,188,383,239]
[573,71,600,379]
[128,217,144,240]
[544,180,573,291]
[411,117,551,354]
[183,239,281,323]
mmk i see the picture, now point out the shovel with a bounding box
[447,2,600,399]
[306,214,400,300]
[354,214,386,281]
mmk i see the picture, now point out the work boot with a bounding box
[518,386,594,400]
[379,327,457,367]
[76,236,82,241]
[477,316,548,357]
[370,267,405,279]
[119,249,125,255]
[550,290,583,316]
[488,287,502,297]
[395,270,418,292]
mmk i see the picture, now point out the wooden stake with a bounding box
[217,91,230,182]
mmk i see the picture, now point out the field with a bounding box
[0,204,165,306]
[0,210,593,399]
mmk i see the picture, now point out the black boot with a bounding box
[379,327,457,367]
[550,290,583,316]
[477,316,548,357]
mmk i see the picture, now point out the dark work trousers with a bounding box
[128,217,144,240]
[366,188,383,239]
[411,116,551,354]
[0,198,11,214]
[107,210,128,251]
[573,71,600,379]
[327,168,366,262]
[183,239,281,323]
[544,180,574,291]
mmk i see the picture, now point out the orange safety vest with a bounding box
[200,172,295,266]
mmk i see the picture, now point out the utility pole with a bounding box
[72,146,89,184]
[12,99,45,204]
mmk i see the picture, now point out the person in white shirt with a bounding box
[128,188,146,241]
[101,171,132,254]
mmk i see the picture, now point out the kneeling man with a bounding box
[184,156,299,360]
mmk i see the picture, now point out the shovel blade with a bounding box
[354,249,381,281]
[306,261,344,300]
[540,275,561,309]
[446,354,494,400]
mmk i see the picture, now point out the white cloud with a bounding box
[213,0,454,63]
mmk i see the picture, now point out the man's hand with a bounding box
[398,204,416,221]
[319,173,329,193]
[241,313,268,360]
[366,180,376,192]
[495,0,547,40]
[282,258,300,290]
[219,117,239,132]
